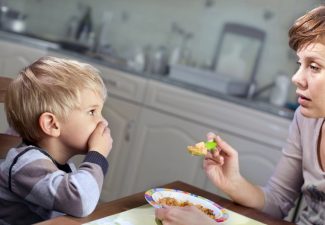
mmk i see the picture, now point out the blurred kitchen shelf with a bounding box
[169,64,250,97]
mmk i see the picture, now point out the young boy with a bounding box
[0,56,113,225]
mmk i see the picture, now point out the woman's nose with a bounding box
[292,69,306,88]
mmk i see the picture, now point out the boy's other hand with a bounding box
[88,121,113,158]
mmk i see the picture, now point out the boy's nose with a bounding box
[101,118,108,127]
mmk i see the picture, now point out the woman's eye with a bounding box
[310,64,320,72]
[89,110,95,115]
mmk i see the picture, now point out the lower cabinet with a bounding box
[116,107,285,199]
[119,107,216,196]
[100,96,142,201]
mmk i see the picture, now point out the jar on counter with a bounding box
[269,74,290,107]
[149,46,169,75]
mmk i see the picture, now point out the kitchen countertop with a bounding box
[0,29,295,120]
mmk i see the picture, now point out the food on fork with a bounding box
[187,140,217,156]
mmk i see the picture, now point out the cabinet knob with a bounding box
[124,120,135,141]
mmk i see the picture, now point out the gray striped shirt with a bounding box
[0,144,108,225]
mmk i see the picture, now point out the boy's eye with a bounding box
[89,109,96,115]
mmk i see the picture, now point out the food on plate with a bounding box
[187,141,217,156]
[158,197,215,219]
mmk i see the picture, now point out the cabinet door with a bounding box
[100,96,142,201]
[121,107,216,196]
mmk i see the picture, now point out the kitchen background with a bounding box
[2,1,323,221]
[5,0,323,105]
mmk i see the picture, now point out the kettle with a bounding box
[2,9,27,33]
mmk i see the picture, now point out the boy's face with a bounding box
[292,42,325,118]
[59,89,107,154]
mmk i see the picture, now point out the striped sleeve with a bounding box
[10,149,108,217]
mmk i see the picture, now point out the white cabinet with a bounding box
[98,66,148,201]
[100,97,142,201]
[120,107,215,196]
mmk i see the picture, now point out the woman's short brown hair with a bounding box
[289,5,325,51]
[5,56,107,143]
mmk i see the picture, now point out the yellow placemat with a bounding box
[83,204,266,225]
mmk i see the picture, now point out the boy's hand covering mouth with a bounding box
[187,141,217,156]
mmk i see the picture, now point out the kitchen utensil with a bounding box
[2,9,27,33]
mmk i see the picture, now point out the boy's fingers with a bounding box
[94,121,110,135]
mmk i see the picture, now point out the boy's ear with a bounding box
[39,112,60,137]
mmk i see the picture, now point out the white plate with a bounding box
[145,188,229,222]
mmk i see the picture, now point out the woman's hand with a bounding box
[155,206,216,225]
[203,133,241,193]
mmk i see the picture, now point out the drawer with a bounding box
[144,80,291,149]
[47,50,148,104]
[96,65,148,104]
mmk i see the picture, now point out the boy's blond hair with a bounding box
[5,56,107,143]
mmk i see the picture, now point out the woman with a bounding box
[156,5,325,225]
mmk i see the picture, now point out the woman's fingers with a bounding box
[155,208,166,220]
[204,154,224,166]
[215,136,237,157]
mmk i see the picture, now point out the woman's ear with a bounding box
[39,112,60,137]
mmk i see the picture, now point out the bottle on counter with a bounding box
[75,6,93,45]
[269,74,290,107]
[150,46,169,75]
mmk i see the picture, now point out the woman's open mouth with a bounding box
[297,93,311,105]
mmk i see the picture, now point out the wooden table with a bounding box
[36,181,294,225]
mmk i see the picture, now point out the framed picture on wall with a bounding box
[211,23,265,83]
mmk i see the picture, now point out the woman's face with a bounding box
[292,42,325,118]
